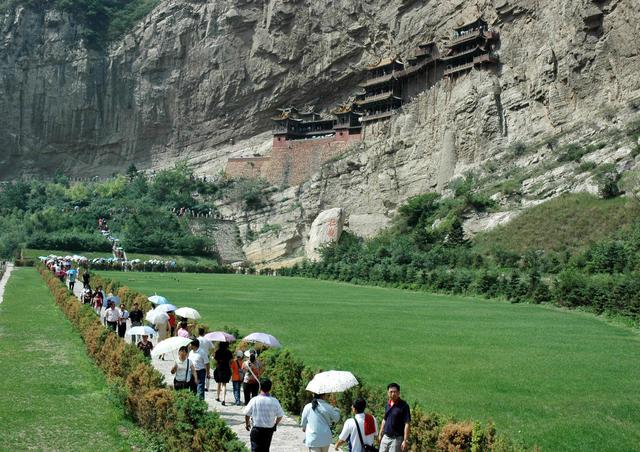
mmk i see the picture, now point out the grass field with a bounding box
[23,248,220,266]
[105,271,640,451]
[0,268,142,451]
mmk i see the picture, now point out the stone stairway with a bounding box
[190,218,246,264]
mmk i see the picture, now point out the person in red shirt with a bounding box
[168,311,177,336]
[230,350,244,406]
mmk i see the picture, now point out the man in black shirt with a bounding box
[129,302,144,344]
[378,382,411,451]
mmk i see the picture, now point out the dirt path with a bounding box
[71,281,306,450]
[0,263,15,304]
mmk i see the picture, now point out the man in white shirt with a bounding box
[196,328,213,392]
[196,327,213,353]
[243,378,284,452]
[336,398,378,452]
[105,302,120,331]
[189,339,209,400]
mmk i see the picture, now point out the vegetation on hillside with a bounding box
[0,164,221,259]
[281,190,640,322]
[0,0,160,48]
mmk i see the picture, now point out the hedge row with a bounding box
[37,265,245,452]
[88,272,525,451]
[88,260,233,274]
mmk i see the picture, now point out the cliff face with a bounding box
[1,0,640,262]
[2,0,638,179]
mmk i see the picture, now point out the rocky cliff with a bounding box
[1,0,639,263]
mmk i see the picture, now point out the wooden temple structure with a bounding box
[441,18,499,78]
[226,17,500,186]
[269,18,499,132]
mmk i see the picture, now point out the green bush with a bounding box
[37,265,245,451]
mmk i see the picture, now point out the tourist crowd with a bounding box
[43,260,411,452]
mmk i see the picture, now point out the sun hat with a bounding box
[244,349,256,358]
[236,350,244,358]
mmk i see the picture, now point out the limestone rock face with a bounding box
[1,0,640,265]
[305,208,344,261]
[1,0,638,180]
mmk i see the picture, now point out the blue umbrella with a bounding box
[148,294,170,305]
[105,294,121,306]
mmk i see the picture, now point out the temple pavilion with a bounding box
[356,58,404,123]
[272,107,336,144]
[440,18,499,78]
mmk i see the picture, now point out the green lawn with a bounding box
[105,271,640,451]
[0,268,138,450]
[23,248,220,266]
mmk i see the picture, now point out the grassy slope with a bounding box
[105,272,640,451]
[474,193,639,254]
[0,268,132,451]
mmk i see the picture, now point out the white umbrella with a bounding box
[204,331,236,342]
[305,371,359,394]
[243,332,282,348]
[154,303,177,312]
[148,294,170,305]
[175,307,201,320]
[125,326,156,337]
[151,337,192,358]
[145,309,169,324]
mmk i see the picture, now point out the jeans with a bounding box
[130,321,141,344]
[250,426,275,452]
[195,369,207,400]
[380,434,403,452]
[232,381,242,405]
[244,382,259,405]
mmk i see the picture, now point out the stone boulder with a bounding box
[305,208,345,261]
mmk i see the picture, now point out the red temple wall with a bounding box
[226,133,360,186]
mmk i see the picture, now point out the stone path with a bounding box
[0,263,15,304]
[71,281,306,451]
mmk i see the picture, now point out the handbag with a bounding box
[174,359,191,390]
[354,416,379,452]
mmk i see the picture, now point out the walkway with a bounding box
[71,282,306,451]
[0,262,14,304]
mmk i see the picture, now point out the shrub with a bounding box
[37,265,244,451]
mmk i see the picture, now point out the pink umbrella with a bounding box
[204,331,236,342]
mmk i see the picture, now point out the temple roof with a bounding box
[454,17,487,32]
[366,57,402,70]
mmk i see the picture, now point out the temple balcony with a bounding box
[394,59,432,79]
[473,53,499,65]
[443,61,474,77]
[448,29,482,46]
[361,110,394,122]
[360,73,394,88]
[356,91,400,106]
[440,45,481,62]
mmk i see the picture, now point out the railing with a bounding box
[360,72,394,88]
[361,110,394,122]
[443,62,474,76]
[440,45,480,61]
[356,91,397,105]
[449,29,482,46]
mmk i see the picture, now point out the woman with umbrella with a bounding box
[242,350,263,405]
[137,335,154,358]
[301,393,340,451]
[213,342,233,405]
[170,346,198,393]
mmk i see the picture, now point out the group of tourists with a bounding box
[45,262,412,452]
[241,380,410,452]
[170,330,264,407]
